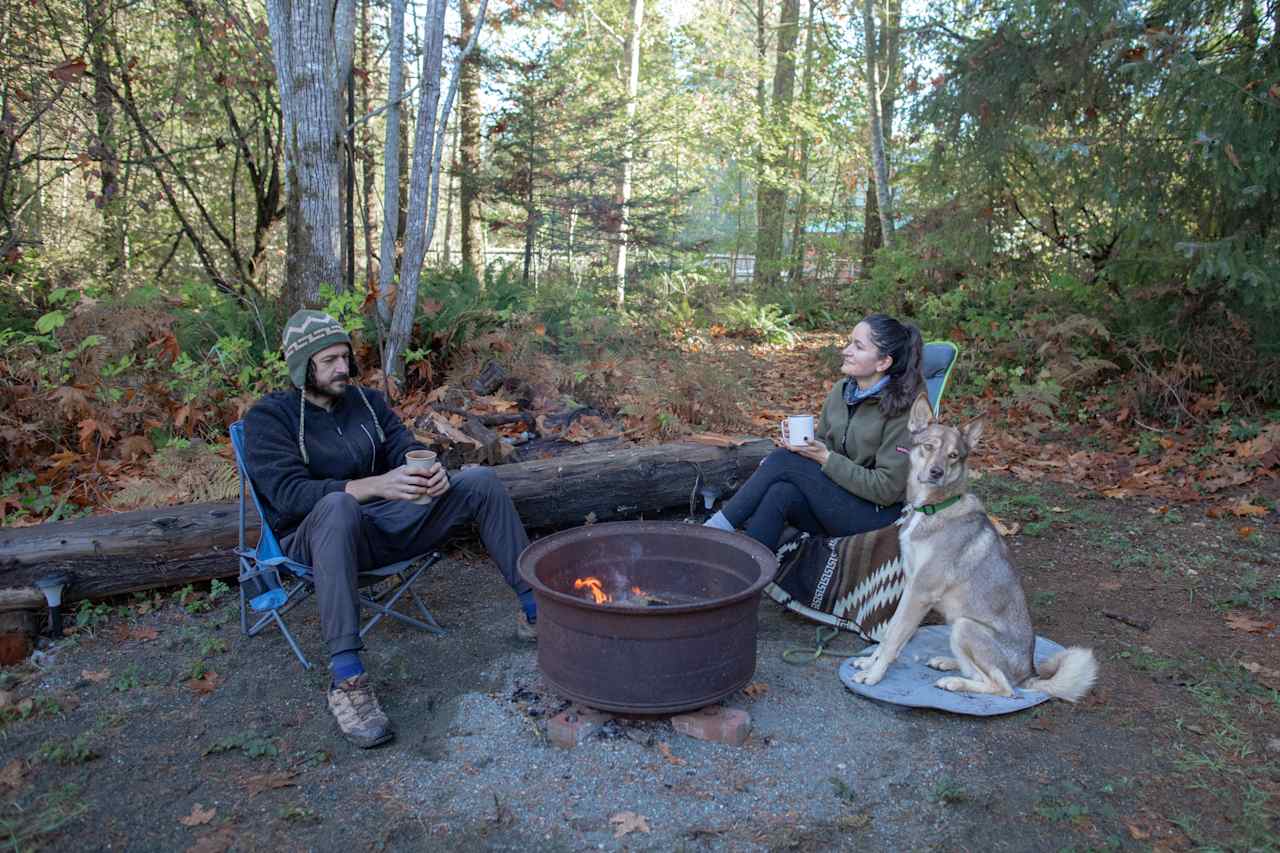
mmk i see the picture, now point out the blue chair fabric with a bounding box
[922,341,959,414]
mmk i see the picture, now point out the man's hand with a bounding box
[346,463,448,502]
[789,438,830,467]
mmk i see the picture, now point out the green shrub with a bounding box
[718,297,797,345]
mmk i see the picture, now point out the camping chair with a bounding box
[922,340,959,413]
[229,420,446,671]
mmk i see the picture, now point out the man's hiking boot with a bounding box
[516,611,537,643]
[327,674,393,748]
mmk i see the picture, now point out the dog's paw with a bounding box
[934,677,966,692]
[852,654,878,671]
[926,656,959,672]
[853,668,885,686]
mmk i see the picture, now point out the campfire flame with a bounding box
[574,576,609,604]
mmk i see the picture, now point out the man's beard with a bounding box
[305,375,348,399]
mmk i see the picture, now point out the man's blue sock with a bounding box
[330,651,364,683]
[518,590,537,623]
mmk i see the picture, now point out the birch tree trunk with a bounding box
[383,0,489,378]
[359,0,376,289]
[375,0,406,328]
[862,0,894,249]
[610,0,645,309]
[267,0,354,310]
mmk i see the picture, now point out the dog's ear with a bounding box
[908,395,934,433]
[962,416,985,451]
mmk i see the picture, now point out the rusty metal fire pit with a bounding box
[517,521,778,714]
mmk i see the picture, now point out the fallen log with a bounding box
[0,437,770,611]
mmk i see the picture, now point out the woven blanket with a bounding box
[764,525,905,642]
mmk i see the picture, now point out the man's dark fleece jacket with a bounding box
[243,387,424,537]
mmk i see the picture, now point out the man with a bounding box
[244,310,537,748]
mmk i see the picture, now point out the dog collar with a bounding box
[906,494,963,516]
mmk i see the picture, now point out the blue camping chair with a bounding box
[922,341,959,413]
[229,420,446,670]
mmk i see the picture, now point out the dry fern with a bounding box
[110,442,239,510]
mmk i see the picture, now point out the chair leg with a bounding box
[268,611,313,670]
[244,581,315,671]
[358,560,446,638]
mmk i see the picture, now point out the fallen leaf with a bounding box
[130,625,160,642]
[742,681,769,699]
[609,811,650,838]
[1099,580,1123,591]
[988,514,1021,536]
[179,804,216,827]
[656,741,686,766]
[187,672,221,694]
[1236,525,1257,539]
[242,770,298,796]
[1230,501,1270,518]
[1225,611,1274,634]
[81,669,110,683]
[1126,821,1151,841]
[186,827,235,853]
[1240,661,1280,691]
[0,758,27,792]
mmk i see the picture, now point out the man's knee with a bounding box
[451,466,503,498]
[310,491,361,532]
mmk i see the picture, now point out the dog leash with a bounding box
[781,626,865,665]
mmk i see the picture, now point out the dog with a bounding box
[852,396,1097,702]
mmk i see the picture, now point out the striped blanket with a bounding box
[765,525,905,642]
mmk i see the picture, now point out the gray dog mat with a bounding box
[838,625,1065,716]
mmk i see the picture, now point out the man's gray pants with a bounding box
[280,467,531,658]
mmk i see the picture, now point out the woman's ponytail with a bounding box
[863,314,924,418]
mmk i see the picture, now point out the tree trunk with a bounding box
[442,118,458,266]
[610,0,645,309]
[359,0,377,291]
[861,0,900,269]
[788,0,818,285]
[753,0,767,280]
[754,0,798,288]
[862,0,894,251]
[87,0,124,290]
[458,0,484,275]
[0,438,773,610]
[384,0,488,378]
[375,0,406,329]
[268,0,353,310]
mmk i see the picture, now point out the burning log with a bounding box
[0,437,771,613]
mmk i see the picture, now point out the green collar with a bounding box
[907,494,964,516]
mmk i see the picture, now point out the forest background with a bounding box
[1,0,1278,522]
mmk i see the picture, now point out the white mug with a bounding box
[781,415,814,447]
[404,449,439,506]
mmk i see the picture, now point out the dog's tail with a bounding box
[1024,647,1098,703]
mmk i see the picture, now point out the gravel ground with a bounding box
[0,532,1156,853]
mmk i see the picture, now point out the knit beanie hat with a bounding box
[282,309,351,389]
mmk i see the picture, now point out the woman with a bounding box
[705,314,925,550]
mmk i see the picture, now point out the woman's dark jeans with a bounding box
[721,448,901,550]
